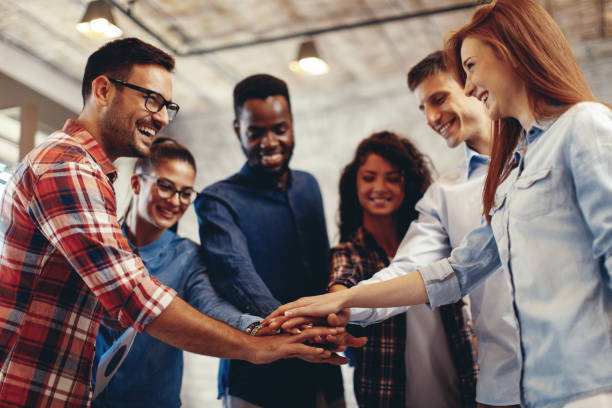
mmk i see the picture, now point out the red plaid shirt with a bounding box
[0,120,176,407]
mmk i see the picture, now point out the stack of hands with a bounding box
[252,294,363,366]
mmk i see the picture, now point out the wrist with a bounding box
[245,321,262,336]
[339,287,354,309]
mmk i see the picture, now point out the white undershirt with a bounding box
[404,305,460,408]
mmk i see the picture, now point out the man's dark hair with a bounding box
[233,74,291,118]
[407,50,447,91]
[81,37,175,104]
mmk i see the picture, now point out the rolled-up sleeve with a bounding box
[30,161,176,332]
[421,221,501,308]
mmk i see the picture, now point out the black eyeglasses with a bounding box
[107,77,179,122]
[138,174,198,205]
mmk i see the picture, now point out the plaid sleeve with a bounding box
[328,244,363,289]
[29,161,176,332]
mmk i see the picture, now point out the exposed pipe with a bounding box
[108,1,482,57]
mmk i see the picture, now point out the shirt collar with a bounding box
[351,226,391,262]
[465,145,490,179]
[513,118,554,165]
[62,119,117,183]
[239,163,293,191]
[122,224,175,262]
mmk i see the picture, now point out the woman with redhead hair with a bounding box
[265,1,612,407]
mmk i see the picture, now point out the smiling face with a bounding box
[461,37,525,121]
[357,153,405,221]
[234,95,294,177]
[100,64,173,159]
[414,71,490,150]
[134,159,195,233]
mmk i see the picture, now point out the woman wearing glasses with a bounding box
[93,138,268,408]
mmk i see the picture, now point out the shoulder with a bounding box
[197,173,245,210]
[556,102,612,149]
[169,234,199,253]
[27,132,95,175]
[291,169,321,189]
[330,241,359,267]
[330,240,358,254]
[560,102,611,132]
[421,168,463,199]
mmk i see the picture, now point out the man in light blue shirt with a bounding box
[350,51,522,407]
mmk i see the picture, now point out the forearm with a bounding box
[145,296,255,361]
[342,271,428,309]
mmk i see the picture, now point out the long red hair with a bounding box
[444,0,597,221]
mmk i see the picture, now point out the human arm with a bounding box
[184,251,260,331]
[265,220,501,320]
[567,103,612,286]
[29,161,175,331]
[145,296,348,365]
[195,194,281,316]
[349,188,455,324]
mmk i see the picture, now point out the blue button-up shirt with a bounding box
[93,228,259,408]
[420,102,612,408]
[351,146,521,405]
[196,164,342,406]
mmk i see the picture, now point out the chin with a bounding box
[153,218,177,230]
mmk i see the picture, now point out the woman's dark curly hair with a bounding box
[338,131,433,242]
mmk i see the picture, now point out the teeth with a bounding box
[138,127,156,137]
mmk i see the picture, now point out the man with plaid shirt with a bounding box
[0,38,347,408]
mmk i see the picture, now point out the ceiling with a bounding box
[2,0,611,120]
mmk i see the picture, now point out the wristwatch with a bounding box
[245,321,262,336]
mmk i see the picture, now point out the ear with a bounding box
[91,75,114,108]
[233,119,240,141]
[130,173,141,195]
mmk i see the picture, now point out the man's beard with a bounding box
[100,101,150,159]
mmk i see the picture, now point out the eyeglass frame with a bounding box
[107,77,180,121]
[138,173,198,205]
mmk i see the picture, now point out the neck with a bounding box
[76,110,118,162]
[513,84,537,131]
[125,202,164,248]
[466,121,493,156]
[362,214,400,258]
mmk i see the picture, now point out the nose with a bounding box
[373,176,387,192]
[464,76,476,98]
[260,130,280,149]
[152,106,170,128]
[425,105,441,128]
[167,190,181,207]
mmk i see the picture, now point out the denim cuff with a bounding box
[419,258,462,309]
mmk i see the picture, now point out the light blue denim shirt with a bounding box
[351,146,521,405]
[420,102,612,408]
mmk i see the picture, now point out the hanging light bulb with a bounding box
[289,40,329,75]
[76,0,122,39]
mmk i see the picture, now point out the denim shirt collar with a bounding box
[121,225,175,267]
[238,163,293,191]
[513,118,555,165]
[465,145,490,179]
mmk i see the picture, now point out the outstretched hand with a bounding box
[263,291,350,325]
[249,326,351,365]
[263,309,350,333]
